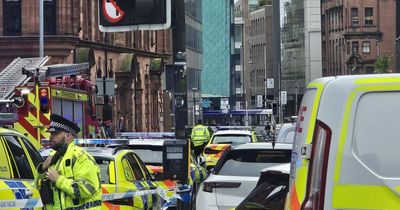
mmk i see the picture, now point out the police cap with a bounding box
[47,114,81,136]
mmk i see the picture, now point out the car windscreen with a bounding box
[212,134,251,146]
[133,149,163,165]
[215,149,291,177]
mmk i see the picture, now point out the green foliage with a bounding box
[374,55,392,74]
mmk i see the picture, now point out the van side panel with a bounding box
[320,78,400,209]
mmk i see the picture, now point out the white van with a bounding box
[286,74,400,210]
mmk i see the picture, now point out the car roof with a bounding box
[83,147,117,159]
[0,127,26,137]
[213,130,253,135]
[233,142,292,150]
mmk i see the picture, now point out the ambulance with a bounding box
[287,74,400,209]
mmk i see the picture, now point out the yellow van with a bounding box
[287,74,400,210]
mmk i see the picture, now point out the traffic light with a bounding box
[272,102,278,116]
[99,0,171,31]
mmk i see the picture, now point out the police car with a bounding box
[108,138,208,209]
[0,127,44,209]
[41,145,161,210]
[202,129,259,170]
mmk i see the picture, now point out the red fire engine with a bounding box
[0,57,105,149]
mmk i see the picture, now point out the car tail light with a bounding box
[204,148,220,154]
[301,120,332,210]
[202,181,241,193]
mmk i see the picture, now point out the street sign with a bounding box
[174,96,184,107]
[96,78,115,96]
[281,91,287,105]
[257,95,263,108]
[267,78,274,89]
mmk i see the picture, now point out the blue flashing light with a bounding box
[40,97,48,105]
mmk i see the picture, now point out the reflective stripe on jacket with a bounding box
[36,142,102,210]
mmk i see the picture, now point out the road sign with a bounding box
[267,78,274,89]
[281,91,287,105]
[220,98,229,110]
[174,96,184,107]
[96,78,115,96]
[257,95,263,108]
[99,0,172,32]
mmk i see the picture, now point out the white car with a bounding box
[196,142,292,210]
[275,123,296,143]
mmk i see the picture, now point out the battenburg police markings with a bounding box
[102,189,157,201]
[0,199,43,209]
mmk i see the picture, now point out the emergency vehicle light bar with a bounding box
[214,126,255,131]
[115,132,175,139]
[41,139,130,147]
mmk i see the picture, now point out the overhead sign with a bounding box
[99,0,172,32]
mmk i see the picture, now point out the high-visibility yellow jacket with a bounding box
[191,124,211,146]
[35,142,102,210]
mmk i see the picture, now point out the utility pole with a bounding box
[39,0,44,57]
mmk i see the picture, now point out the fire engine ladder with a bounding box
[0,57,50,100]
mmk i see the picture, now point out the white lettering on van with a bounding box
[0,201,16,208]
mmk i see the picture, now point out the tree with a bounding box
[374,55,392,74]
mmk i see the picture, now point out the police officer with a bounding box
[191,119,211,157]
[35,114,102,209]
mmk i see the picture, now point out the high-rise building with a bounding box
[249,5,273,108]
[202,0,234,99]
[321,0,396,76]
[281,0,322,116]
[0,0,170,132]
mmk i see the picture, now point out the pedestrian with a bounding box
[191,119,211,157]
[35,114,102,210]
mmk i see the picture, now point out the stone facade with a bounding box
[0,0,172,132]
[322,0,396,75]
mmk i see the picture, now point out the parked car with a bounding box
[0,127,43,209]
[41,147,161,209]
[196,142,292,210]
[203,129,259,170]
[275,123,296,143]
[108,138,208,209]
[235,163,290,210]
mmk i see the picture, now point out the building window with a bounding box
[352,41,359,55]
[365,7,373,25]
[366,66,374,74]
[3,0,22,35]
[44,0,57,35]
[351,8,359,26]
[362,41,370,53]
[347,42,350,54]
